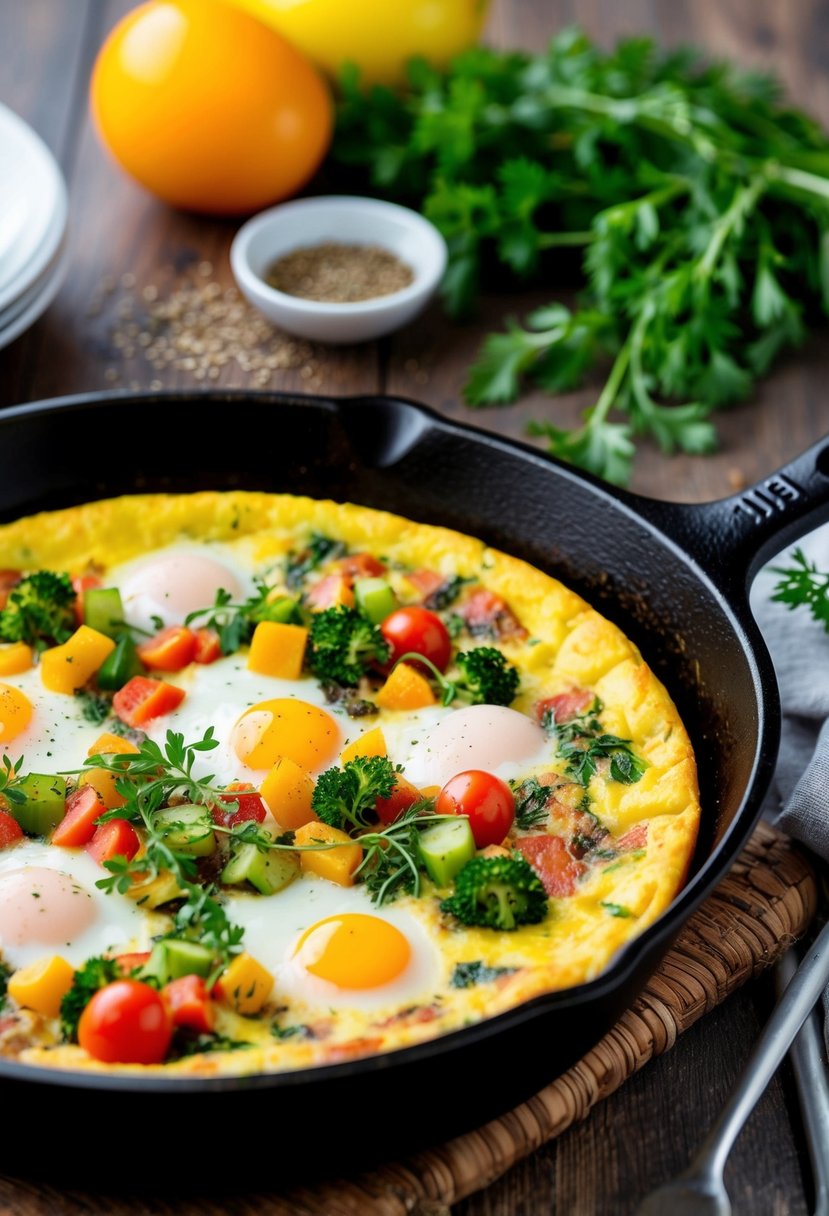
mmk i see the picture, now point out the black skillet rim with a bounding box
[0,388,774,1093]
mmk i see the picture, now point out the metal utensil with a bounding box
[775,947,829,1216]
[636,917,829,1216]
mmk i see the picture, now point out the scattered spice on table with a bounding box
[265,242,413,303]
[88,262,319,389]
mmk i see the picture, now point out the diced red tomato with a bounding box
[405,569,445,600]
[86,818,141,866]
[211,782,267,828]
[535,688,593,725]
[114,951,151,975]
[137,626,198,672]
[0,810,23,849]
[71,574,102,625]
[0,570,20,610]
[515,834,586,898]
[113,676,185,727]
[163,974,215,1033]
[78,980,172,1065]
[375,775,422,826]
[305,573,353,610]
[332,553,386,579]
[617,823,648,852]
[193,628,222,664]
[457,588,526,640]
[51,785,105,847]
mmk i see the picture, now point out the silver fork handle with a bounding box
[776,948,829,1216]
[694,916,829,1179]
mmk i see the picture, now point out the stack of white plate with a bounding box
[0,103,69,352]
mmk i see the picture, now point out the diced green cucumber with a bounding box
[261,596,302,625]
[10,774,67,836]
[221,840,299,895]
[418,818,476,887]
[83,587,126,639]
[354,578,399,624]
[155,803,216,856]
[97,634,143,690]
[141,939,214,985]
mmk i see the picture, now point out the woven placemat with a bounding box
[266,822,818,1216]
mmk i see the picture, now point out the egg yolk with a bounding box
[232,698,340,772]
[0,682,32,743]
[292,913,412,990]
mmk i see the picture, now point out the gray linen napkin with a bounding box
[750,523,829,1034]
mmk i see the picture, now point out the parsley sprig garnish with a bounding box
[0,755,26,808]
[184,582,299,655]
[543,703,647,787]
[74,730,245,967]
[771,548,829,631]
[334,29,829,484]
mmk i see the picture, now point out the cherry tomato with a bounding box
[78,980,173,1065]
[436,770,515,849]
[90,0,332,215]
[380,606,452,673]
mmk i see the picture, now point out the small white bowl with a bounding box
[230,195,447,344]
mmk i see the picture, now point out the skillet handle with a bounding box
[634,436,829,595]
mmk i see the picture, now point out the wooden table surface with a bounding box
[1,1,827,1212]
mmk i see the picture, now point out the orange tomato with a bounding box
[90,0,333,215]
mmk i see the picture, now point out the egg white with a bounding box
[0,841,154,969]
[111,543,256,634]
[227,877,441,1013]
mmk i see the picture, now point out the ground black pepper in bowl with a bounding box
[264,242,414,304]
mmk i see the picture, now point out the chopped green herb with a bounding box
[450,961,517,988]
[600,901,633,918]
[771,548,829,631]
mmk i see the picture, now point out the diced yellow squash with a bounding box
[79,768,124,810]
[339,726,387,766]
[125,867,183,909]
[247,621,308,680]
[40,626,116,694]
[259,756,316,830]
[0,642,32,676]
[9,956,74,1018]
[376,661,436,710]
[87,732,140,757]
[216,952,273,1015]
[80,732,140,809]
[294,821,363,886]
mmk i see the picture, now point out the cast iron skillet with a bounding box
[0,389,828,1183]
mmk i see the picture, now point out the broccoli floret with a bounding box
[440,856,547,931]
[453,647,520,706]
[0,571,76,650]
[312,755,400,831]
[404,646,520,707]
[308,606,389,687]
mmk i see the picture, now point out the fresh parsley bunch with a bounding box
[334,28,829,484]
